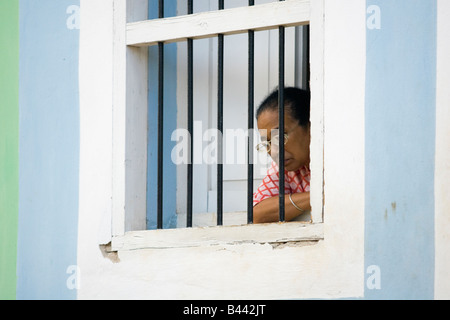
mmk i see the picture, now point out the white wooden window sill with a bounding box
[111,222,323,251]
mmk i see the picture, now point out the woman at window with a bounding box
[253,87,311,223]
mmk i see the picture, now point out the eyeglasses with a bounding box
[256,133,289,154]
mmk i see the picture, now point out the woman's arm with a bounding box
[253,192,311,224]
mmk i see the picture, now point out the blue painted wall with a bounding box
[17,0,80,300]
[365,0,436,299]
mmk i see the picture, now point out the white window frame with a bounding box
[110,0,324,251]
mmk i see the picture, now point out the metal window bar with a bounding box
[279,24,286,222]
[247,0,255,224]
[186,0,194,228]
[278,0,286,222]
[305,25,310,89]
[217,0,225,226]
[157,0,164,229]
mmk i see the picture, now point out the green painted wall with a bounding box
[0,0,19,300]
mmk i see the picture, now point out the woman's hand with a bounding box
[253,192,311,224]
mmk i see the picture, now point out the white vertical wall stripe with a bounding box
[322,0,366,295]
[434,0,450,300]
[78,0,116,297]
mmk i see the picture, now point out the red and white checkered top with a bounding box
[253,161,311,206]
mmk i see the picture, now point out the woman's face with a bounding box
[257,109,310,171]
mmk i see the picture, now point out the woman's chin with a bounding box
[284,159,299,172]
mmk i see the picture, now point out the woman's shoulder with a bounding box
[297,166,311,177]
[266,161,279,175]
[266,162,310,178]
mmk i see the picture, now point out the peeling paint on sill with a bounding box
[270,240,321,249]
[100,242,121,263]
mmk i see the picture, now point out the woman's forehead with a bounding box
[257,109,296,130]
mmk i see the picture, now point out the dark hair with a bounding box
[256,87,310,128]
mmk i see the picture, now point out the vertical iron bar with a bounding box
[247,0,255,224]
[278,25,286,222]
[304,25,310,90]
[157,0,164,229]
[158,0,164,18]
[217,0,224,226]
[187,1,194,228]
